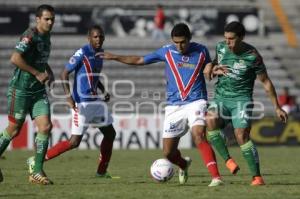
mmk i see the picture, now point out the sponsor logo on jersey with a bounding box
[182,56,189,62]
[69,57,76,65]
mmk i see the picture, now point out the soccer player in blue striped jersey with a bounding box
[27,25,116,179]
[103,23,223,186]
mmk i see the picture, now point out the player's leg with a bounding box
[28,92,53,185]
[206,100,239,175]
[187,99,223,186]
[163,104,191,184]
[191,125,222,180]
[96,124,116,177]
[232,101,264,185]
[30,114,52,185]
[45,135,83,161]
[45,103,87,161]
[1,88,28,156]
[0,88,28,182]
[163,137,190,184]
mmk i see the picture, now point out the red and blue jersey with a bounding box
[65,44,103,102]
[144,42,210,105]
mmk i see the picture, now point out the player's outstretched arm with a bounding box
[257,72,288,123]
[102,52,144,65]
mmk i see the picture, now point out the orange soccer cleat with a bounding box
[225,158,240,175]
[251,176,265,186]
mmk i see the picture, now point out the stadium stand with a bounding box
[0,0,299,116]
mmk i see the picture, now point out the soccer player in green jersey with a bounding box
[204,21,288,186]
[0,4,55,185]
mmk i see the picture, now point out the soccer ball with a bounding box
[150,158,175,182]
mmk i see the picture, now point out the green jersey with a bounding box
[213,41,266,100]
[9,27,51,92]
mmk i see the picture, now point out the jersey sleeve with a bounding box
[253,50,266,74]
[15,31,34,53]
[143,47,165,64]
[65,48,83,72]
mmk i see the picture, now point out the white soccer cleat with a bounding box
[178,157,192,184]
[208,178,224,187]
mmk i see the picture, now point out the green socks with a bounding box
[207,129,230,161]
[241,140,261,176]
[0,130,12,156]
[34,133,49,173]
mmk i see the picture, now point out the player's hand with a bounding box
[67,97,77,111]
[275,107,288,123]
[103,92,110,102]
[212,65,229,77]
[35,72,49,84]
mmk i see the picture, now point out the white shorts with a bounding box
[71,101,113,135]
[163,99,207,138]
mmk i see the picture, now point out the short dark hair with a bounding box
[88,25,104,37]
[171,23,192,40]
[36,4,54,17]
[224,21,245,38]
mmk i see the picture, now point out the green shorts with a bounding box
[7,87,50,123]
[208,98,253,128]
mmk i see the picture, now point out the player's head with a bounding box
[171,23,191,54]
[88,25,105,50]
[35,4,55,34]
[224,21,245,52]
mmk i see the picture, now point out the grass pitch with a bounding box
[0,147,300,199]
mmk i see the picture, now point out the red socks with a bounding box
[197,141,220,178]
[97,137,114,174]
[45,140,72,161]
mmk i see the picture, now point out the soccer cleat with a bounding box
[96,172,112,179]
[225,158,240,175]
[0,168,3,182]
[27,156,35,174]
[208,177,224,187]
[29,172,53,185]
[251,176,265,186]
[178,157,192,185]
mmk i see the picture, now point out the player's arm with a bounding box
[203,63,214,81]
[97,81,110,102]
[103,52,144,65]
[60,68,76,110]
[45,63,55,87]
[10,51,48,83]
[257,72,288,122]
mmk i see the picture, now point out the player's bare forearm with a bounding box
[10,52,39,76]
[60,69,72,98]
[258,72,288,122]
[203,63,214,81]
[103,52,144,65]
[258,73,280,109]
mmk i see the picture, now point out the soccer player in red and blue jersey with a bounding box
[27,25,116,179]
[103,23,223,186]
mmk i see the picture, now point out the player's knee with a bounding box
[39,123,52,133]
[101,125,116,141]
